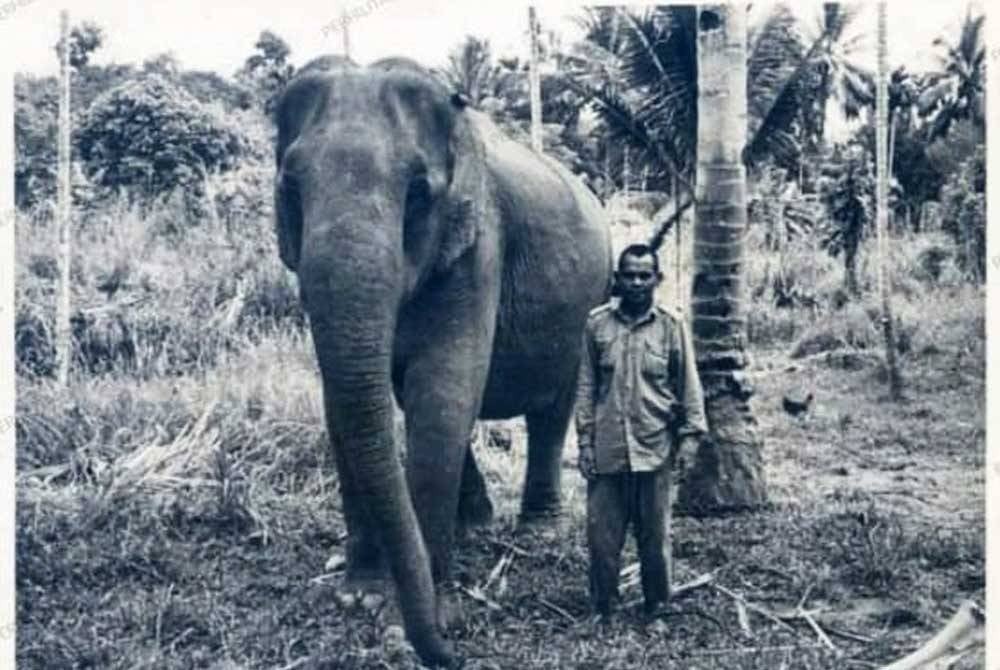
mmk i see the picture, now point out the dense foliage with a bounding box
[12,5,987,292]
[939,144,985,281]
[819,144,873,295]
[76,75,249,200]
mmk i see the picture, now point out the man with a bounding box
[575,243,707,623]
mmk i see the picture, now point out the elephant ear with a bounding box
[436,105,488,273]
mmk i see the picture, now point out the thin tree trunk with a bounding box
[528,6,543,154]
[845,244,860,296]
[876,1,903,400]
[679,4,767,513]
[341,9,351,60]
[56,10,73,387]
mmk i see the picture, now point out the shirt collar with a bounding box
[612,299,657,327]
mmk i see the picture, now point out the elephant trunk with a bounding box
[299,219,453,667]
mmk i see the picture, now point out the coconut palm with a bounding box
[875,1,903,400]
[441,36,522,108]
[805,3,874,140]
[918,6,985,141]
[562,3,870,243]
[679,4,768,512]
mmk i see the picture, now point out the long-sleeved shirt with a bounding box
[575,300,708,474]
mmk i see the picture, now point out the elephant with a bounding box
[273,55,612,667]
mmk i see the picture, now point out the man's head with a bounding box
[614,244,662,312]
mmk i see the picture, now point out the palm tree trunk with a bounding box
[678,4,767,513]
[876,1,903,400]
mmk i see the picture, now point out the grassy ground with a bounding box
[16,328,984,669]
[15,203,984,668]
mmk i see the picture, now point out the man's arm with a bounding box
[674,317,708,439]
[574,323,598,478]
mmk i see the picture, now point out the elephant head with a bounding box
[273,58,488,666]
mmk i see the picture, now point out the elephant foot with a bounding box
[334,575,389,614]
[330,557,390,615]
[375,590,461,668]
[518,498,562,525]
[457,490,495,531]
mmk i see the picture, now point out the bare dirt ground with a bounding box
[16,341,984,669]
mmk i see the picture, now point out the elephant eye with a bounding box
[404,175,433,225]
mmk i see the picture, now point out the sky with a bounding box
[1,0,984,80]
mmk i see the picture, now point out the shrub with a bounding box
[76,75,249,202]
[939,145,985,282]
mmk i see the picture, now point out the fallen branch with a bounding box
[792,584,838,653]
[672,571,716,599]
[490,538,529,557]
[878,600,984,670]
[685,642,828,658]
[483,549,515,592]
[458,584,502,611]
[819,626,874,645]
[537,597,577,623]
[735,600,753,637]
[710,583,797,633]
[801,608,838,653]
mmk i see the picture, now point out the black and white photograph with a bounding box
[2,1,993,667]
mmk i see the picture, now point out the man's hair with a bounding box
[617,243,660,273]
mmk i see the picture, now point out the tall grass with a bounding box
[15,184,303,381]
[14,186,986,669]
[743,223,983,360]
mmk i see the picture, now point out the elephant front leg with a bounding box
[329,434,386,594]
[402,359,490,631]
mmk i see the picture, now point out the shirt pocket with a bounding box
[641,340,670,384]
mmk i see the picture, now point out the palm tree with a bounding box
[918,6,985,141]
[679,4,767,512]
[562,3,866,245]
[562,6,697,213]
[442,37,520,108]
[875,1,903,400]
[806,3,874,141]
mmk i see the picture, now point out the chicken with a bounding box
[782,393,814,417]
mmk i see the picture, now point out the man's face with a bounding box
[615,253,660,309]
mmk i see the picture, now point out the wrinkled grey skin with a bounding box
[273,55,611,666]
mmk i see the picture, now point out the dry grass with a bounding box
[15,198,985,668]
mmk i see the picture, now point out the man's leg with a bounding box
[634,465,672,615]
[587,473,628,616]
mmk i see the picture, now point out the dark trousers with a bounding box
[587,467,672,615]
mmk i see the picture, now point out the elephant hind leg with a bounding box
[520,387,575,522]
[457,441,494,531]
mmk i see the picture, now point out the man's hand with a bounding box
[673,435,701,483]
[578,447,597,480]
